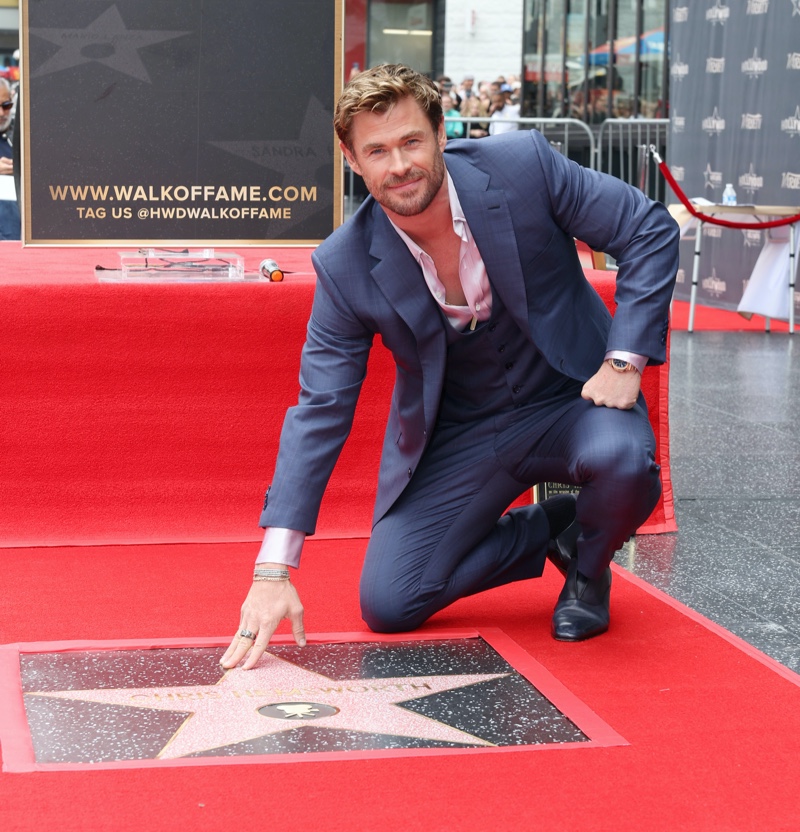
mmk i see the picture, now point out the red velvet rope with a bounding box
[656,157,800,230]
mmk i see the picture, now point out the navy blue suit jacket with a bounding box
[261,129,679,535]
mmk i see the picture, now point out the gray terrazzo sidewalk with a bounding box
[623,330,800,672]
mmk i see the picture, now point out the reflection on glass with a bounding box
[368,1,434,76]
[522,1,666,122]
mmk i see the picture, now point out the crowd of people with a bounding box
[434,73,522,139]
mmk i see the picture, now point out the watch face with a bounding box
[611,359,628,370]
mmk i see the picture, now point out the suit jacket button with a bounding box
[408,468,413,478]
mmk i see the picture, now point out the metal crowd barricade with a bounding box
[597,118,670,202]
[449,116,596,168]
[343,118,673,217]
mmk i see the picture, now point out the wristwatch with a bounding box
[606,358,638,373]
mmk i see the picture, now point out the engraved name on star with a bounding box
[208,98,334,230]
[209,97,333,198]
[29,653,508,759]
[29,5,192,83]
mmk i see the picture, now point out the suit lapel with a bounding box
[368,206,440,335]
[444,155,531,337]
[368,204,446,430]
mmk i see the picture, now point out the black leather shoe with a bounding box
[551,558,612,642]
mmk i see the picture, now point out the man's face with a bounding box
[341,95,447,219]
[0,86,13,133]
[441,94,453,112]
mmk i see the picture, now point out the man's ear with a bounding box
[340,141,362,177]
[437,119,447,151]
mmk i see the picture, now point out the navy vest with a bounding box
[437,289,576,423]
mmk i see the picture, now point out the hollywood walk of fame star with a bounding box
[29,652,509,759]
[792,0,800,17]
[29,5,192,83]
[209,97,334,203]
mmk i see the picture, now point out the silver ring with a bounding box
[239,629,256,640]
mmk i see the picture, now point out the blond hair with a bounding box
[334,64,442,151]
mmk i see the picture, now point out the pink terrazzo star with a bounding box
[31,652,509,758]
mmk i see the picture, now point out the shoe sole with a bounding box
[551,623,609,642]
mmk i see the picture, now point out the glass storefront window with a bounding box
[368,1,434,76]
[521,0,666,122]
[641,0,665,116]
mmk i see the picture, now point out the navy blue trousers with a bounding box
[360,393,660,632]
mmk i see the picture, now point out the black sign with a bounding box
[668,0,800,312]
[21,1,343,245]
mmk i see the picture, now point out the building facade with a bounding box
[3,1,668,125]
[347,0,669,122]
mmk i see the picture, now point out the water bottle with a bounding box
[722,183,737,206]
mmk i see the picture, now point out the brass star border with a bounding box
[0,630,627,772]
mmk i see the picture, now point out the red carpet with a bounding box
[0,244,395,546]
[0,246,675,544]
[1,243,797,829]
[1,540,799,831]
[671,298,791,331]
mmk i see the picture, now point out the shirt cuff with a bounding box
[604,350,647,374]
[255,527,306,569]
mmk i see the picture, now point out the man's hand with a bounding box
[220,577,306,671]
[581,361,641,410]
[0,158,13,176]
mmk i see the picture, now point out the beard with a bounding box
[369,149,446,217]
[0,112,11,134]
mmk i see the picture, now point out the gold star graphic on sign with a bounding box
[29,652,508,759]
[29,5,192,83]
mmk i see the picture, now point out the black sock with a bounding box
[540,493,578,540]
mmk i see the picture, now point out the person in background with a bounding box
[488,87,519,135]
[457,74,475,101]
[460,94,489,138]
[442,93,465,140]
[435,76,461,109]
[0,77,21,241]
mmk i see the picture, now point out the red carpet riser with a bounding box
[0,244,674,548]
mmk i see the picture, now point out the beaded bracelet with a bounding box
[253,568,290,582]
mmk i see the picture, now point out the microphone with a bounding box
[259,259,284,282]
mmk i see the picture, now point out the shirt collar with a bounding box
[388,166,466,258]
